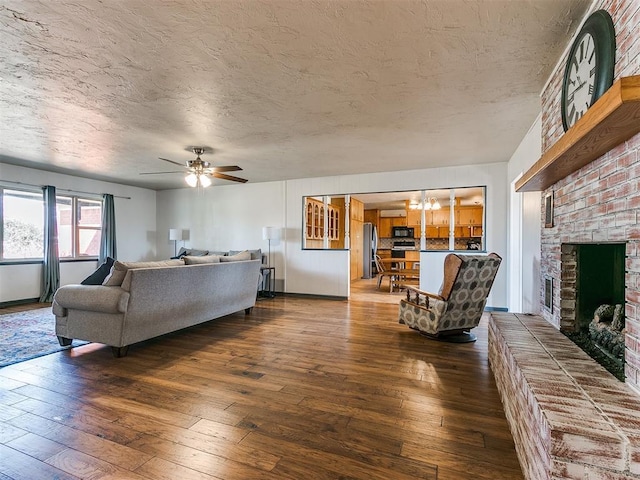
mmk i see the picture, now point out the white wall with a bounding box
[156,181,286,288]
[157,162,510,307]
[507,116,542,313]
[0,163,156,303]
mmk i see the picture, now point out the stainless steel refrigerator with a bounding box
[362,222,378,279]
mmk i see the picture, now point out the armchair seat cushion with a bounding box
[399,297,447,335]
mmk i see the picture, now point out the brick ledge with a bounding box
[489,312,640,480]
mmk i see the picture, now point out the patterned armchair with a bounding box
[398,253,502,342]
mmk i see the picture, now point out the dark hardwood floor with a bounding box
[0,280,523,479]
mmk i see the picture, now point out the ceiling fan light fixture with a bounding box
[185,173,198,187]
[199,175,212,188]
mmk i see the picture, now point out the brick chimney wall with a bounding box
[539,0,640,389]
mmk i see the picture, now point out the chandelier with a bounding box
[409,197,441,210]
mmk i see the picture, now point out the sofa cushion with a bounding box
[184,254,223,265]
[81,257,115,285]
[229,249,262,260]
[103,259,185,286]
[220,250,251,262]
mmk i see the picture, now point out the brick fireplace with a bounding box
[487,3,640,478]
[540,0,640,393]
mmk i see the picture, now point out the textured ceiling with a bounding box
[0,0,590,190]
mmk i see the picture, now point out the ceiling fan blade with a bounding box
[212,172,248,183]
[158,157,186,167]
[209,165,242,172]
[139,171,185,175]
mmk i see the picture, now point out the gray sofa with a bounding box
[52,258,262,357]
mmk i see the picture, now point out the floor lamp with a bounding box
[262,226,274,267]
[169,228,180,257]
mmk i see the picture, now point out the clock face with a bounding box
[560,10,615,132]
[564,32,597,129]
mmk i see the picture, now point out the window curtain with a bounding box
[40,185,60,302]
[99,193,117,264]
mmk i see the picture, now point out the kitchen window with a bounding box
[302,186,485,252]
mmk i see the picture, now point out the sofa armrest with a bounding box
[53,285,130,315]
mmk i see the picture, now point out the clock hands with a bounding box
[567,75,587,102]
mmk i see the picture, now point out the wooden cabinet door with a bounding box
[458,207,483,226]
[406,210,421,226]
[432,208,449,225]
[423,211,434,225]
[405,250,420,262]
[470,207,483,225]
[364,209,379,226]
[379,218,392,238]
[426,226,438,238]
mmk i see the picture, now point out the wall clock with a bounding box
[561,9,615,132]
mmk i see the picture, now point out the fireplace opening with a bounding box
[560,242,626,381]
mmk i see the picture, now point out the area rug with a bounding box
[0,308,88,367]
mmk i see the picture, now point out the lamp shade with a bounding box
[185,173,198,187]
[199,175,212,187]
[169,228,181,241]
[262,226,274,240]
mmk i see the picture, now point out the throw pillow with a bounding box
[102,259,185,286]
[186,248,209,256]
[81,257,115,285]
[172,248,209,259]
[220,250,251,262]
[229,249,262,260]
[184,255,222,264]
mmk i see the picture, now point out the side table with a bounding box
[259,266,275,298]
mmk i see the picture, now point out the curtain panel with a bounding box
[99,193,117,264]
[40,185,60,302]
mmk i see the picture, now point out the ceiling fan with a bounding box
[141,147,247,187]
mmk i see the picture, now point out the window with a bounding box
[57,196,102,258]
[77,198,102,256]
[1,189,45,259]
[1,187,102,261]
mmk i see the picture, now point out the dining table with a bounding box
[378,257,420,271]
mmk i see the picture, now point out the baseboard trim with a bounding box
[0,297,41,309]
[485,306,508,312]
[278,292,348,301]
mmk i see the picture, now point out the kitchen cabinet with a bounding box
[425,226,439,238]
[351,199,364,222]
[305,197,342,247]
[379,216,406,238]
[364,209,379,227]
[406,210,421,227]
[350,198,364,280]
[379,218,392,238]
[405,250,420,262]
[437,226,451,238]
[457,206,483,226]
[431,208,450,226]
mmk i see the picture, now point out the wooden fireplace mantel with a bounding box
[515,75,640,192]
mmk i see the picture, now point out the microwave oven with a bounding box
[392,226,414,237]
